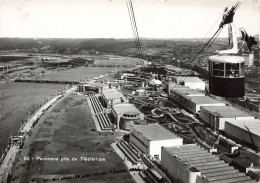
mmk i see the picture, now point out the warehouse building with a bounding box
[199,106,255,131]
[169,82,189,89]
[180,96,225,114]
[100,89,127,108]
[173,76,206,91]
[225,119,260,151]
[129,124,183,160]
[168,82,189,94]
[111,103,144,130]
[170,88,205,104]
[161,144,256,183]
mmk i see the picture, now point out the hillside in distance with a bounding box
[0,38,136,53]
[0,36,258,59]
[0,37,228,56]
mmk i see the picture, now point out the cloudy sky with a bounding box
[0,0,259,39]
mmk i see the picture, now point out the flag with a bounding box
[240,28,257,52]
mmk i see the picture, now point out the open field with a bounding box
[93,57,142,67]
[29,66,118,82]
[16,93,134,183]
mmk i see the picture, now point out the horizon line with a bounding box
[0,37,234,40]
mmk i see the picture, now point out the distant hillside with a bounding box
[0,37,258,58]
[0,37,218,51]
[0,38,136,53]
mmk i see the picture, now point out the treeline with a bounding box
[0,38,135,54]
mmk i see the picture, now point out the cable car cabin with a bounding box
[208,55,245,98]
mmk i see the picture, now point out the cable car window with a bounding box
[212,62,224,76]
[213,62,224,70]
[240,63,245,76]
[226,63,239,78]
[228,63,239,70]
[213,70,224,76]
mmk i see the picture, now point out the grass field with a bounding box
[29,66,118,82]
[18,93,135,183]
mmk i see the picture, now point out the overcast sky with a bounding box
[0,0,259,39]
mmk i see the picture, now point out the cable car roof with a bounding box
[209,55,245,63]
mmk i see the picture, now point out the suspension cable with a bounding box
[126,0,144,63]
[129,0,144,60]
[176,28,223,87]
[171,27,223,91]
[171,2,241,92]
[126,1,139,55]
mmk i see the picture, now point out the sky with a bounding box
[0,0,259,39]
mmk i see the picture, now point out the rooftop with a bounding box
[102,89,126,100]
[132,124,180,141]
[174,88,205,95]
[163,144,255,183]
[174,76,205,83]
[226,119,260,136]
[112,103,142,115]
[209,55,245,64]
[169,83,189,90]
[185,96,225,105]
[201,106,253,118]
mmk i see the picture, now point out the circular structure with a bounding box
[208,55,245,98]
[120,112,140,130]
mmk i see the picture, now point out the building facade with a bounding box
[111,103,144,130]
[173,77,206,91]
[199,106,255,131]
[100,88,127,108]
[225,119,260,151]
[161,144,255,183]
[129,124,183,160]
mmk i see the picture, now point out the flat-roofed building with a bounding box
[129,124,183,160]
[169,82,189,89]
[225,119,260,151]
[170,87,205,104]
[161,144,256,183]
[180,96,225,114]
[168,82,189,94]
[100,89,127,108]
[111,103,144,130]
[200,106,255,131]
[173,77,206,91]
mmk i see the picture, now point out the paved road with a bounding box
[0,145,19,183]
